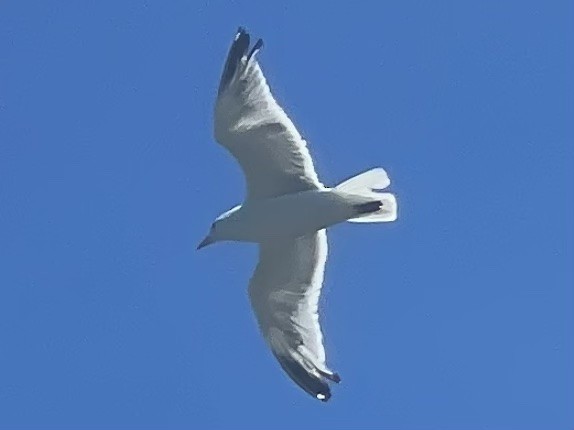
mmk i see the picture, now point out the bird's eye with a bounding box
[211,222,216,230]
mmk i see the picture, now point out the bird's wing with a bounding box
[248,230,340,401]
[214,27,323,200]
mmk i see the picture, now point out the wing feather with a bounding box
[214,28,323,200]
[248,230,340,401]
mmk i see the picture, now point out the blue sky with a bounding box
[1,1,572,429]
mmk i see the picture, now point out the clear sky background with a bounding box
[1,1,572,429]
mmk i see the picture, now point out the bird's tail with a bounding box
[335,168,398,223]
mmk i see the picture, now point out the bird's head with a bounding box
[197,205,242,250]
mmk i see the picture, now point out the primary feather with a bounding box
[214,27,323,200]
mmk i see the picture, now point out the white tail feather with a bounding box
[336,168,390,193]
[336,168,398,223]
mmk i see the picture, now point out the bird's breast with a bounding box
[232,190,354,242]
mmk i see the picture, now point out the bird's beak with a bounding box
[197,235,214,250]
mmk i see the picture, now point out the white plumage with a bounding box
[214,30,322,200]
[199,27,397,401]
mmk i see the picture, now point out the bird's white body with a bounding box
[218,189,367,242]
[199,27,398,401]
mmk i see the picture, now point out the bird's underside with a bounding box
[211,26,398,401]
[215,27,342,401]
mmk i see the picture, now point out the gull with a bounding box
[198,27,398,401]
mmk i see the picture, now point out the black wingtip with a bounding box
[219,27,251,94]
[235,27,247,45]
[234,27,250,51]
[318,369,341,383]
[247,38,264,62]
[329,373,342,383]
[234,27,250,47]
[274,352,337,402]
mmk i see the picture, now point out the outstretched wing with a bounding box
[248,230,340,401]
[214,27,323,200]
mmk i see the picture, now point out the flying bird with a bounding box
[198,27,398,401]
